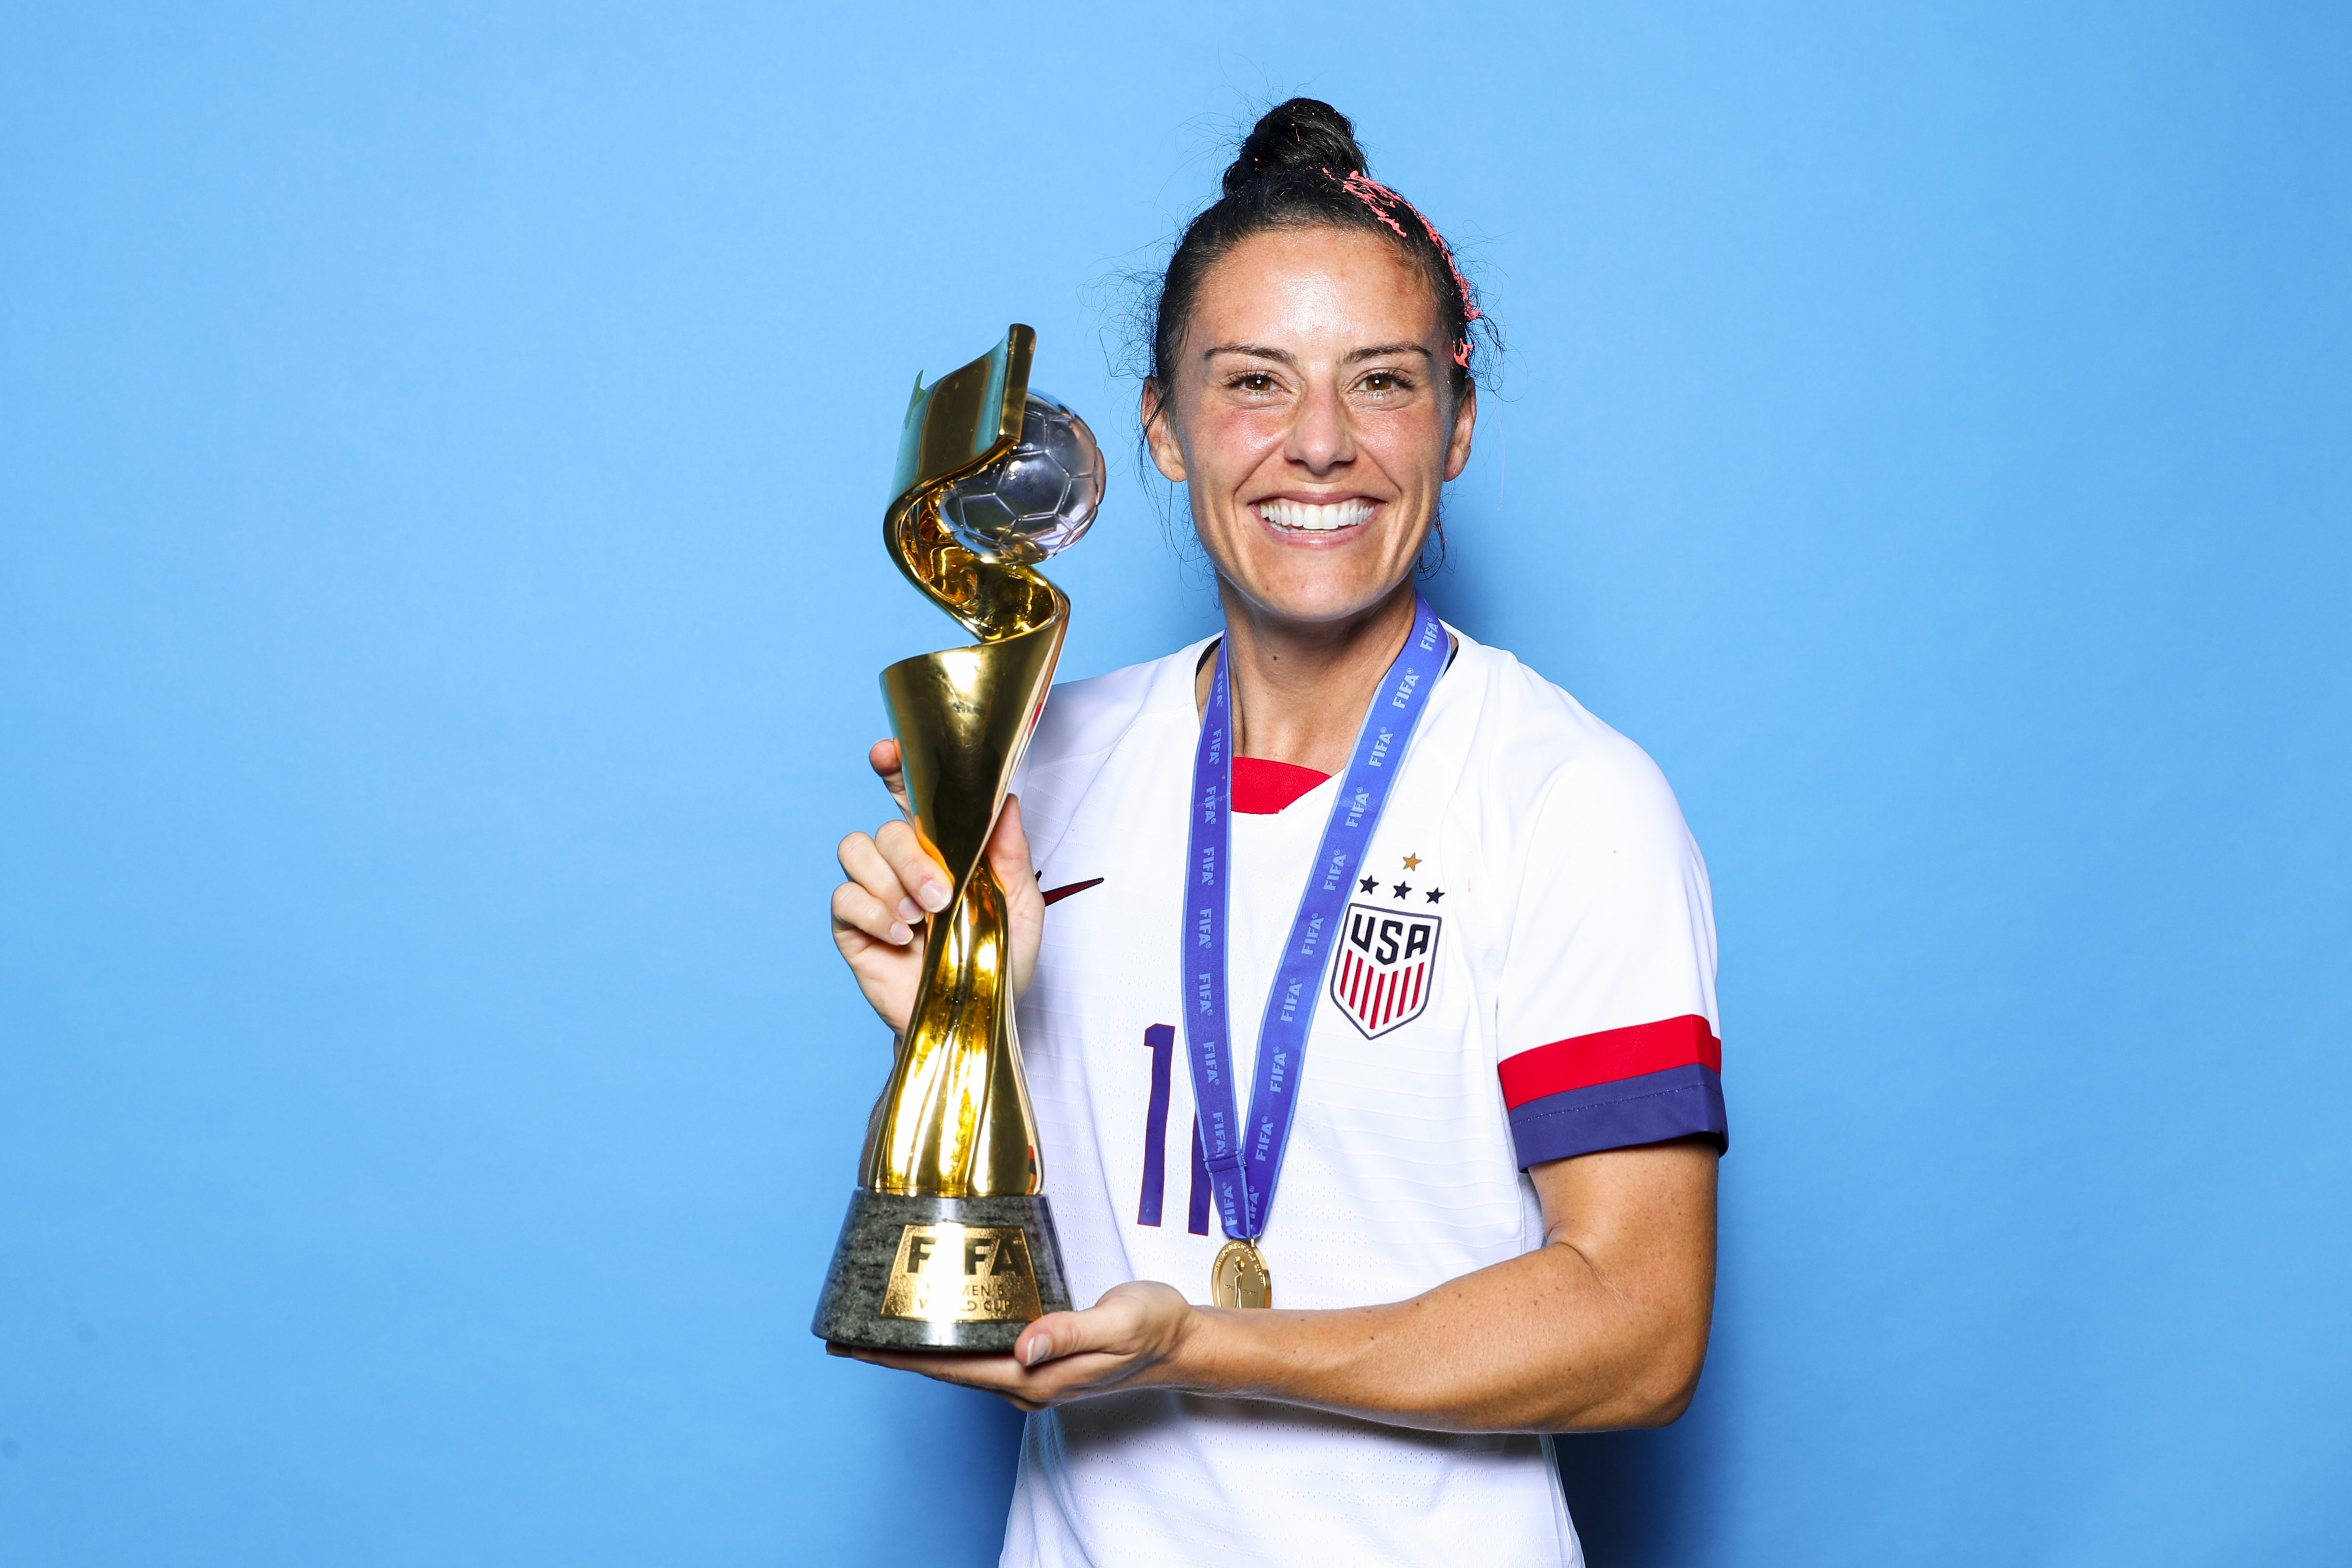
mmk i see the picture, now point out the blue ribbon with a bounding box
[1181,595,1449,1242]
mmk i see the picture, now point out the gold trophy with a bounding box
[813,325,1101,1351]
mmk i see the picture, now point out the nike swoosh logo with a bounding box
[1041,877,1104,907]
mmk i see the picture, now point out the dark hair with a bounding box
[1147,99,1489,404]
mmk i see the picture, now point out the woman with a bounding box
[831,100,1726,1567]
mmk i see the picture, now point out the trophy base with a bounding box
[812,1189,1073,1352]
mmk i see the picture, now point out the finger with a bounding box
[1017,1280,1193,1369]
[831,880,914,946]
[838,832,922,924]
[848,1346,1028,1389]
[987,793,1035,880]
[869,738,910,812]
[1014,1302,1120,1368]
[992,795,1044,999]
[876,819,952,914]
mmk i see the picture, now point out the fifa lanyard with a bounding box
[1181,596,1448,1253]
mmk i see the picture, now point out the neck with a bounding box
[1197,579,1421,776]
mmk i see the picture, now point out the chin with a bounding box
[1242,574,1411,628]
[1203,511,1427,624]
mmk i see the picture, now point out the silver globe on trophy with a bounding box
[812,325,1102,1351]
[937,390,1103,565]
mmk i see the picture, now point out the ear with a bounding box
[1442,382,1477,483]
[1141,379,1188,483]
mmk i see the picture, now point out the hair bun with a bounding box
[1223,98,1366,196]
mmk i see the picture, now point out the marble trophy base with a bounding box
[812,1189,1072,1352]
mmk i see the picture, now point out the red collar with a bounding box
[1231,757,1333,814]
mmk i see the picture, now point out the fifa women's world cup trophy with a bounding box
[812,325,1103,1351]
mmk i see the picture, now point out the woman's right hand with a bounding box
[830,739,1043,1037]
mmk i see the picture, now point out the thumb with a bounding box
[870,738,910,814]
[1013,1282,1167,1368]
[1013,1307,1093,1368]
[989,794,1035,877]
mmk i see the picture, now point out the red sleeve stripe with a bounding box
[1499,1015,1722,1110]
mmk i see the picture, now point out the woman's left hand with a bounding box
[828,1282,1203,1412]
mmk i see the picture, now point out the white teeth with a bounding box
[1255,498,1375,533]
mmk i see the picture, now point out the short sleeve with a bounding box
[1494,739,1726,1168]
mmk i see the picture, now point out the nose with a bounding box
[1283,376,1355,474]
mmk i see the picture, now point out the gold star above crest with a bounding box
[1401,853,1421,870]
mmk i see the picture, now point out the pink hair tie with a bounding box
[1327,168,1482,366]
[1336,169,1414,240]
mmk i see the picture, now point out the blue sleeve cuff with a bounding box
[1506,1063,1729,1169]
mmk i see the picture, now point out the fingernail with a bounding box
[1021,1337,1049,1367]
[897,898,923,923]
[889,923,911,945]
[920,882,950,913]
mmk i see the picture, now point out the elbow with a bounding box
[1552,1328,1709,1432]
[1621,1365,1701,1429]
[1602,1354,1704,1431]
[1607,1274,1716,1429]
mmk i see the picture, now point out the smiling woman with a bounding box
[829,98,1727,1568]
[1146,219,1479,770]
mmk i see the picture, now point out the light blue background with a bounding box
[4,4,2345,1564]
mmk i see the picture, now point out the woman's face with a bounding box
[1146,225,1476,630]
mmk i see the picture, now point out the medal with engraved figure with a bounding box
[1210,1238,1273,1309]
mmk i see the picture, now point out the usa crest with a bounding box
[1329,903,1442,1038]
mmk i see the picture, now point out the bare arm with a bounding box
[836,1136,1717,1433]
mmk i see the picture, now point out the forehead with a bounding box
[1187,226,1442,353]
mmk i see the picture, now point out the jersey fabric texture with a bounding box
[997,627,1724,1568]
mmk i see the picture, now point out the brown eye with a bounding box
[1363,372,1401,392]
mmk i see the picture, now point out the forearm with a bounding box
[1163,1238,1709,1433]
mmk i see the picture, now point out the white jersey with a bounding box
[999,626,1725,1568]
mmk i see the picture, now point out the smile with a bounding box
[1254,498,1377,533]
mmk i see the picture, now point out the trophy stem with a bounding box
[858,614,1064,1198]
[860,863,1039,1196]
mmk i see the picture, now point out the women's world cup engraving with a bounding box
[812,326,1101,1351]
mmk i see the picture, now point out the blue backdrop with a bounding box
[4,4,2345,1564]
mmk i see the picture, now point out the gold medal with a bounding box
[1209,1238,1273,1309]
